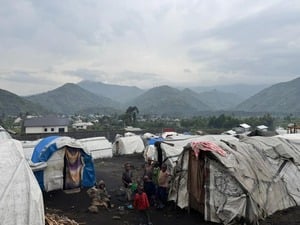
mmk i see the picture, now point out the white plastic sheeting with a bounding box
[146,135,239,169]
[78,136,112,159]
[0,126,12,140]
[0,139,44,225]
[43,148,65,192]
[22,136,113,161]
[22,139,41,161]
[31,136,96,192]
[112,135,145,155]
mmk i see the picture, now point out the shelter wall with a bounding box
[79,136,112,159]
[25,126,68,134]
[0,139,44,225]
[44,149,66,192]
[112,136,145,155]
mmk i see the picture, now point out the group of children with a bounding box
[87,158,171,225]
[122,159,172,225]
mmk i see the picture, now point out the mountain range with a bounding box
[236,77,300,113]
[1,77,299,117]
[26,83,122,115]
[0,89,49,116]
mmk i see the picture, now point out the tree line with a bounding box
[1,104,299,135]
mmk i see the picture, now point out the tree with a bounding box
[125,106,139,126]
[207,114,239,129]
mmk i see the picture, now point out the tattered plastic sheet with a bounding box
[0,139,44,225]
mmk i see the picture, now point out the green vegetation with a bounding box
[132,113,295,133]
[1,111,300,135]
[176,113,277,133]
[120,106,139,126]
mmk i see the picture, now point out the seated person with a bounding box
[87,180,111,210]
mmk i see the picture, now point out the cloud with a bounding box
[184,1,300,83]
[0,70,57,84]
[0,0,300,94]
[64,69,108,82]
[184,68,192,73]
[0,70,60,96]
[115,71,164,88]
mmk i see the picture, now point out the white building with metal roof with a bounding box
[23,115,69,134]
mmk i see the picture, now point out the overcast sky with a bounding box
[1,0,300,95]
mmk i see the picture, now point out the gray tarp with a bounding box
[169,135,300,225]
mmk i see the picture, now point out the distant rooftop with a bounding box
[239,123,251,129]
[24,116,70,127]
[124,126,142,132]
[256,125,268,130]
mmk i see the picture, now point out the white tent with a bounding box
[0,139,44,225]
[142,132,158,139]
[78,136,113,159]
[112,135,145,155]
[169,135,300,225]
[0,125,12,140]
[22,139,41,161]
[22,136,113,161]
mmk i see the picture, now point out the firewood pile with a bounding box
[45,213,82,225]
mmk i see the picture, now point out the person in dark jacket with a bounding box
[122,162,133,203]
[143,175,156,206]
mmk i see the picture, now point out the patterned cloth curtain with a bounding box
[64,147,83,189]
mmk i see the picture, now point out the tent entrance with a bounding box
[188,151,206,214]
[63,147,83,192]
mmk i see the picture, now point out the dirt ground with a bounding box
[44,153,300,225]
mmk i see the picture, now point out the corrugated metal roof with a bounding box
[239,123,251,129]
[257,125,268,130]
[24,116,70,127]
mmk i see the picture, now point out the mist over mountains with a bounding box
[1,77,299,117]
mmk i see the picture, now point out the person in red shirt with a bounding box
[133,185,153,225]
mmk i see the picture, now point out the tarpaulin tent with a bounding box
[150,134,238,169]
[22,139,41,161]
[143,137,164,161]
[0,139,44,225]
[169,135,300,225]
[22,136,113,162]
[31,136,96,192]
[78,136,113,159]
[112,135,145,155]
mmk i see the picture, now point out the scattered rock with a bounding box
[88,205,98,213]
[45,213,80,225]
[112,215,121,220]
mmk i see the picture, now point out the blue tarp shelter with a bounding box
[147,137,164,145]
[31,136,96,191]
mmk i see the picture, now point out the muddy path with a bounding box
[44,153,300,225]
